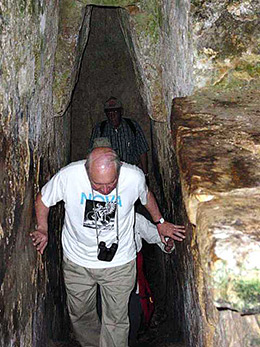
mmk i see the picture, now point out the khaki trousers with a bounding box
[63,256,136,347]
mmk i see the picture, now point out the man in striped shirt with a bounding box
[89,97,149,176]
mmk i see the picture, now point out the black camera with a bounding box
[98,241,118,262]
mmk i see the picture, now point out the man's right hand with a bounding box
[30,228,48,255]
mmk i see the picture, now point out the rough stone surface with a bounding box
[214,310,260,347]
[53,0,193,121]
[172,80,260,225]
[52,1,91,116]
[0,0,70,345]
[171,80,260,346]
[191,0,260,90]
[119,0,193,121]
[161,0,193,118]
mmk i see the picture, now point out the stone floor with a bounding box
[51,342,184,347]
[50,340,185,347]
[49,320,186,347]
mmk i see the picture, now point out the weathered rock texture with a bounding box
[166,2,260,345]
[192,0,260,90]
[54,0,193,122]
[53,2,91,116]
[141,1,260,346]
[171,80,260,346]
[0,1,70,345]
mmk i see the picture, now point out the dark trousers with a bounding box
[128,291,142,347]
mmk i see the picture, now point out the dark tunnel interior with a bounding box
[48,6,185,347]
[70,6,151,163]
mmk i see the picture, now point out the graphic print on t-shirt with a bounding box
[83,199,117,235]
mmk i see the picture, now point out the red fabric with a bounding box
[137,251,154,325]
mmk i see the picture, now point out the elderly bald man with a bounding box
[30,146,185,347]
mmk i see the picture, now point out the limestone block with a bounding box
[172,80,260,225]
[197,195,260,312]
[214,310,260,347]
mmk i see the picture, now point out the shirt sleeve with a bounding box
[135,213,175,254]
[133,120,149,157]
[135,213,159,243]
[41,170,65,208]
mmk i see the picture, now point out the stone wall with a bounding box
[192,0,260,90]
[171,80,260,346]
[172,2,260,345]
[152,1,260,346]
[0,0,71,345]
[54,0,193,122]
[52,2,91,117]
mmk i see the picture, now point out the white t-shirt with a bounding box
[41,160,148,268]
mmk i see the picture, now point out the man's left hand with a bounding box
[157,222,186,243]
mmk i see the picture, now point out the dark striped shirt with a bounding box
[90,118,149,165]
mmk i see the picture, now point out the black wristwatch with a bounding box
[155,217,165,225]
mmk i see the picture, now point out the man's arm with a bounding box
[144,190,185,244]
[30,193,49,254]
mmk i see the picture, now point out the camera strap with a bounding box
[92,185,119,246]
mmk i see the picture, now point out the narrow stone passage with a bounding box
[65,7,185,347]
[2,1,259,346]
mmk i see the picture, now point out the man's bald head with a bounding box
[85,147,121,173]
[85,147,121,195]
